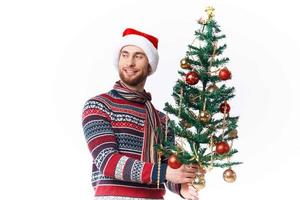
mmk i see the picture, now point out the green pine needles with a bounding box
[160,9,242,171]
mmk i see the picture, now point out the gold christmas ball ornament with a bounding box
[192,174,206,190]
[198,110,211,123]
[180,58,192,69]
[223,168,237,183]
[228,129,238,138]
[207,84,219,93]
[180,120,192,128]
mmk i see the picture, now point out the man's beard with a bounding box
[119,70,148,87]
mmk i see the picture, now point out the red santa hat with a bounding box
[114,28,159,75]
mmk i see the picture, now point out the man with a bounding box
[82,28,199,200]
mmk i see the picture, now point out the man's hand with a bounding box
[165,164,199,184]
[180,183,199,200]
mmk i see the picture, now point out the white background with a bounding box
[1,0,300,200]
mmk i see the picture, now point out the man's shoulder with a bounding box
[156,110,168,123]
[156,110,165,117]
[83,90,116,109]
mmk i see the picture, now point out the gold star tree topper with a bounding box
[205,6,215,20]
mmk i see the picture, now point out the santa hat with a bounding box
[113,28,159,75]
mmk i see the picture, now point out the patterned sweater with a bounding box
[82,88,181,199]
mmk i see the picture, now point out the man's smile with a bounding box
[123,68,139,76]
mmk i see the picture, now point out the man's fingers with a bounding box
[185,164,199,169]
[188,185,199,200]
[184,166,199,173]
[188,185,198,193]
[189,164,200,168]
[186,194,199,200]
[183,177,195,183]
[185,164,207,174]
[185,172,197,178]
[189,191,198,197]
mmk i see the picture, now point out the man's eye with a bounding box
[121,53,128,57]
[136,55,144,59]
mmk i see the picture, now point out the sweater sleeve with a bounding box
[159,113,182,196]
[82,98,167,185]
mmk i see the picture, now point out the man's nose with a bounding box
[126,57,135,67]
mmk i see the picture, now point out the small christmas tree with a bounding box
[158,7,242,190]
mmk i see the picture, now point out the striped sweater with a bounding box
[82,88,181,199]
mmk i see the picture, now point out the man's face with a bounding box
[118,45,151,88]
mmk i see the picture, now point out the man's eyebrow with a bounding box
[120,50,146,56]
[120,50,129,54]
[134,51,146,56]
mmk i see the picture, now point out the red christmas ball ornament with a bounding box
[186,71,199,85]
[215,141,230,155]
[168,154,182,169]
[219,67,231,80]
[220,102,231,113]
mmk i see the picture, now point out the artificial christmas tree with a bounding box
[156,6,242,191]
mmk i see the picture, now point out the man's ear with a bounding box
[147,64,152,75]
